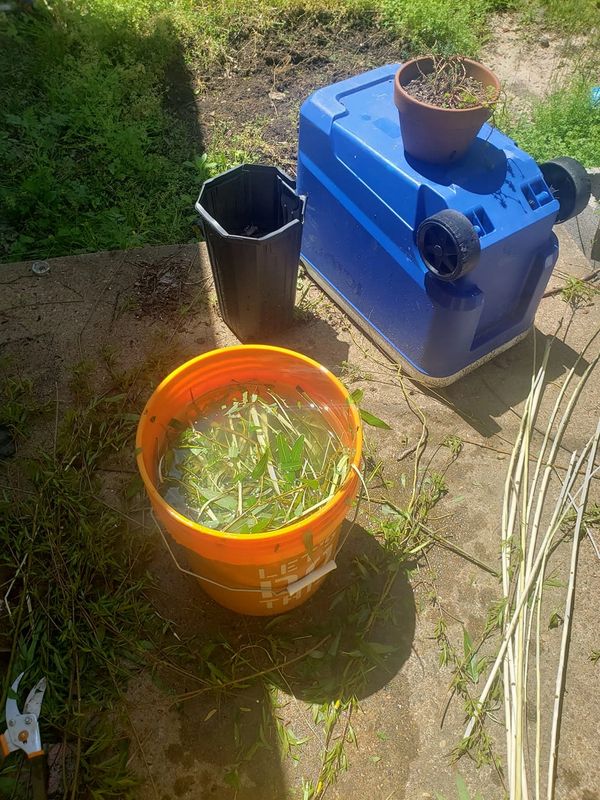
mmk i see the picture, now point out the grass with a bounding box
[501,79,600,167]
[1,0,598,264]
[0,0,378,263]
[377,0,599,56]
[379,0,489,56]
[0,3,206,261]
[1,341,237,795]
[520,0,600,36]
[0,355,182,797]
[0,363,45,439]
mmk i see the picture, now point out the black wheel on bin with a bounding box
[539,156,591,223]
[416,209,480,281]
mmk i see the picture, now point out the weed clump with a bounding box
[500,80,600,167]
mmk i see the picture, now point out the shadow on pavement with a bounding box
[147,521,415,799]
[430,329,588,436]
[263,309,351,375]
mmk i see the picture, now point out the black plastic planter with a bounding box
[196,165,306,342]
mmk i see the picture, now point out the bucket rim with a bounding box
[136,344,363,544]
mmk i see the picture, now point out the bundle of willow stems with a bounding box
[463,333,600,800]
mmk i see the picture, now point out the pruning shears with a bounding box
[1,672,48,800]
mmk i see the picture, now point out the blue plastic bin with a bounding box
[297,64,562,385]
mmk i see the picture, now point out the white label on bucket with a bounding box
[256,530,338,608]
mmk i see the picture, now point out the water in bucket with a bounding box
[158,383,352,534]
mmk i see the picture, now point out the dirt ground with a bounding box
[481,13,589,107]
[1,221,599,800]
[190,12,592,176]
[194,23,404,173]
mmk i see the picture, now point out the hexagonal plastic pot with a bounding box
[196,164,306,342]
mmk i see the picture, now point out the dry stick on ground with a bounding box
[175,635,332,703]
[349,321,600,489]
[396,442,418,461]
[543,270,600,298]
[370,497,498,577]
[345,325,587,473]
[502,344,550,797]
[464,445,586,738]
[460,333,600,800]
[547,420,600,799]
[464,389,598,734]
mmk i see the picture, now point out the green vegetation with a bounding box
[501,80,600,167]
[560,276,598,307]
[0,365,44,438]
[159,385,352,532]
[0,3,205,261]
[364,0,598,57]
[0,362,162,796]
[0,0,376,263]
[379,0,488,56]
[525,0,600,35]
[1,0,597,263]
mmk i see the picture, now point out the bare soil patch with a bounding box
[193,23,403,171]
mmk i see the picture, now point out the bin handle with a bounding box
[152,510,265,594]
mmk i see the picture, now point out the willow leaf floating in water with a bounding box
[158,385,352,534]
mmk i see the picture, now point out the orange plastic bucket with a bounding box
[136,345,362,615]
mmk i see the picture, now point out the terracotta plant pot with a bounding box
[393,56,501,164]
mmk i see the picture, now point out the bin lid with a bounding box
[299,64,558,241]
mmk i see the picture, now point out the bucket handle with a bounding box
[150,465,365,597]
[151,510,336,597]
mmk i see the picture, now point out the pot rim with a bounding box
[394,55,501,114]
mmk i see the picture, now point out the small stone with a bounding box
[32,260,50,275]
[268,90,286,101]
[539,35,550,47]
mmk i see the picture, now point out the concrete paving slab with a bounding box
[0,227,598,800]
